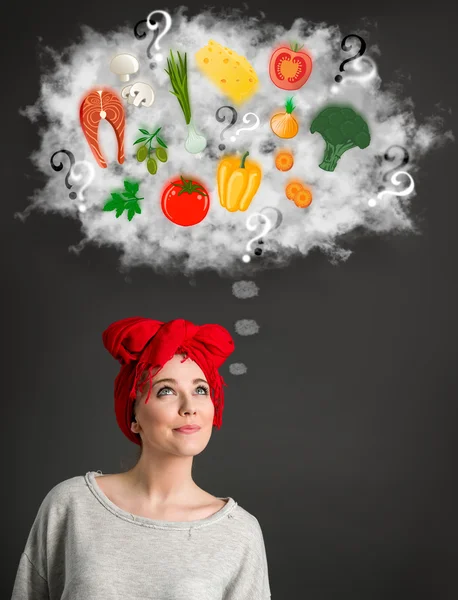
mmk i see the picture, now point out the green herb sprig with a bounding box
[134,127,168,150]
[103,180,143,221]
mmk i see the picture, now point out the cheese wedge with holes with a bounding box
[195,40,259,105]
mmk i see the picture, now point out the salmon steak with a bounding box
[79,88,125,169]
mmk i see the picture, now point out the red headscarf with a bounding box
[102,317,235,445]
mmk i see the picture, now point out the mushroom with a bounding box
[121,82,155,107]
[110,54,139,82]
[129,82,155,107]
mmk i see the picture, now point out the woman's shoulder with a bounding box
[36,474,88,511]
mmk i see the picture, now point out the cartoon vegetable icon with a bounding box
[270,97,299,139]
[103,180,143,221]
[275,150,294,171]
[217,150,262,212]
[310,105,371,172]
[269,42,313,91]
[285,180,312,208]
[165,51,207,154]
[134,126,168,175]
[161,176,210,227]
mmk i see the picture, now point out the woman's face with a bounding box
[132,354,215,456]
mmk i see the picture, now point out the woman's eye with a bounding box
[157,385,209,396]
[157,386,173,396]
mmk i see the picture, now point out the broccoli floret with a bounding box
[310,105,371,172]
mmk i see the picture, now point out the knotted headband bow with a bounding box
[102,317,235,445]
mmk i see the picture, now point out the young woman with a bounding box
[12,317,271,599]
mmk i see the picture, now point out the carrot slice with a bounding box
[285,180,304,200]
[293,188,313,208]
[275,151,294,171]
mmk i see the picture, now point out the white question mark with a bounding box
[331,56,378,94]
[146,10,172,63]
[368,170,415,207]
[230,113,260,142]
[70,161,95,213]
[243,213,273,263]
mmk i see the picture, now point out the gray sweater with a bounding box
[12,471,271,599]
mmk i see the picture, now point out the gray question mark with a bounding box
[255,207,283,255]
[133,19,148,40]
[50,149,76,199]
[383,145,410,181]
[215,106,238,151]
[335,34,367,83]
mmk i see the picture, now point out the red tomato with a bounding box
[161,176,210,227]
[269,43,313,91]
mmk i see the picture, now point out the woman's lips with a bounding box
[174,426,201,434]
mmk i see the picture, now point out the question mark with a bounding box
[50,149,76,199]
[259,207,283,231]
[133,19,148,40]
[146,10,172,65]
[383,145,410,182]
[215,106,238,151]
[335,34,366,83]
[255,207,283,255]
[368,171,415,207]
[242,213,273,263]
[70,161,95,213]
[230,112,261,142]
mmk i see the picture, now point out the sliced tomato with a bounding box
[269,43,313,91]
[161,176,210,227]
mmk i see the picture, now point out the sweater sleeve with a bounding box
[224,518,271,600]
[11,552,49,600]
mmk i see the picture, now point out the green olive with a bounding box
[155,147,168,163]
[147,157,157,175]
[136,145,148,162]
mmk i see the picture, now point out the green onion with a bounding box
[165,50,192,124]
[164,50,207,154]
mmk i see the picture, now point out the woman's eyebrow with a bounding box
[152,377,208,387]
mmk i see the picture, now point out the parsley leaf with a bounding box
[124,180,139,195]
[103,181,144,221]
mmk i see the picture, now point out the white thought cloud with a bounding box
[17,7,453,277]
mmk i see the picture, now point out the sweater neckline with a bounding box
[85,470,237,530]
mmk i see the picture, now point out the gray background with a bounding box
[3,1,457,598]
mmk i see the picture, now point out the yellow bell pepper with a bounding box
[217,151,262,212]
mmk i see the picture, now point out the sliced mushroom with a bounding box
[128,82,155,107]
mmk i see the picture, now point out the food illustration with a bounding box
[161,176,210,226]
[310,105,371,171]
[270,97,299,139]
[217,151,262,212]
[285,180,304,199]
[285,180,312,208]
[195,40,259,105]
[134,127,168,175]
[275,150,294,171]
[292,187,313,208]
[165,51,207,154]
[103,180,143,221]
[269,42,313,90]
[109,54,139,82]
[79,88,125,168]
[121,82,155,107]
